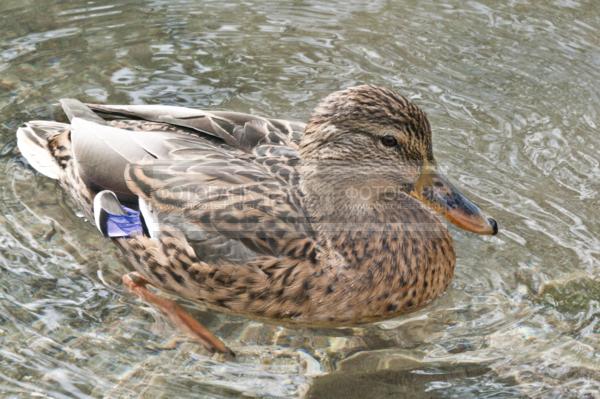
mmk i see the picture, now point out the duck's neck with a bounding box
[300,164,456,321]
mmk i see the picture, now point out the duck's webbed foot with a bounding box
[122,272,234,357]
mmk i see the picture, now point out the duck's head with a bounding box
[300,85,498,236]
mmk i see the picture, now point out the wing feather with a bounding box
[87,103,305,149]
[69,102,314,264]
[124,136,315,263]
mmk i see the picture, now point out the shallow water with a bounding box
[0,0,599,398]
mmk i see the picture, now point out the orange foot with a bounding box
[122,272,234,357]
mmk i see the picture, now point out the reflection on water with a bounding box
[0,0,598,397]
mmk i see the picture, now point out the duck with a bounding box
[16,85,497,355]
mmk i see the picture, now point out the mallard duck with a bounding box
[16,85,497,355]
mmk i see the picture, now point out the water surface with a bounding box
[0,0,599,398]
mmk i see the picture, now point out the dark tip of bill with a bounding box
[488,218,498,235]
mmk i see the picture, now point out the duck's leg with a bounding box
[122,272,234,357]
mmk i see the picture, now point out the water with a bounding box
[0,0,598,397]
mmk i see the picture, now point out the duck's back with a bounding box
[17,100,316,268]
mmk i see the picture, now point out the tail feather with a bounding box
[16,121,69,179]
[59,98,106,124]
[17,99,107,179]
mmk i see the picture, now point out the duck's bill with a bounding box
[411,166,498,235]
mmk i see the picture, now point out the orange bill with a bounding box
[411,165,498,235]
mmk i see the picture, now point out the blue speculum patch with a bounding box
[103,206,144,238]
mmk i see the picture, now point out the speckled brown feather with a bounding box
[19,86,457,326]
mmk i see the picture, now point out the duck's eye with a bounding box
[381,135,398,147]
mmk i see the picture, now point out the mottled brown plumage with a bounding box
[16,85,497,352]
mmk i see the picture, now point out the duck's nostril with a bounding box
[488,218,498,235]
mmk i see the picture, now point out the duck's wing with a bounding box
[127,133,317,263]
[61,99,315,265]
[87,103,306,150]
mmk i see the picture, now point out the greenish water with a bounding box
[0,0,598,398]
